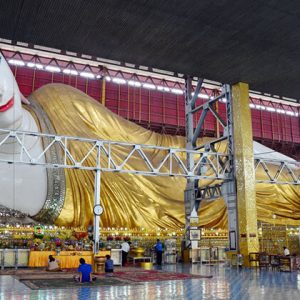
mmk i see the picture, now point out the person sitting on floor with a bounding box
[74,258,95,283]
[105,254,114,275]
[46,255,61,272]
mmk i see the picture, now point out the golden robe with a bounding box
[30,84,300,229]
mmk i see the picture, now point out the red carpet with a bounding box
[113,270,212,282]
[3,268,212,284]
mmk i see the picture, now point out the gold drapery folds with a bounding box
[30,84,300,229]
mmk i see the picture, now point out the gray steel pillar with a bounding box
[221,84,238,251]
[184,80,239,251]
[184,77,196,231]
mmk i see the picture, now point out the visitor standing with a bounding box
[154,239,164,266]
[283,246,290,256]
[121,240,130,266]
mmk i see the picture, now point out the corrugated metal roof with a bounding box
[0,0,300,100]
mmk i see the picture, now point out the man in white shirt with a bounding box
[283,247,290,256]
[121,240,130,266]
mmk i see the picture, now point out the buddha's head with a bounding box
[0,52,23,129]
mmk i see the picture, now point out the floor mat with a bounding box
[20,277,134,290]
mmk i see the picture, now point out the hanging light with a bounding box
[27,62,44,69]
[112,77,126,84]
[63,69,78,75]
[128,80,141,87]
[8,59,25,66]
[80,72,95,79]
[45,65,61,72]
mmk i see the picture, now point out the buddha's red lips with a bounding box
[0,97,14,112]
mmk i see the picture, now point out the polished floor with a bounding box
[1,264,300,300]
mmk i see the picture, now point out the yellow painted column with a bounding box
[101,78,106,106]
[232,82,259,266]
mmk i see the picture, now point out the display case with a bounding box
[204,247,218,264]
[259,253,270,269]
[249,252,260,267]
[0,249,30,269]
[16,249,30,267]
[190,248,201,263]
[164,239,177,264]
[189,246,226,264]
[111,249,122,265]
[200,247,210,263]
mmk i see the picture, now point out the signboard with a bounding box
[190,229,201,241]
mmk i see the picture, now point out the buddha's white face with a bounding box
[0,53,22,129]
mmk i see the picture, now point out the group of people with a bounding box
[121,239,164,266]
[46,254,114,283]
[46,238,165,283]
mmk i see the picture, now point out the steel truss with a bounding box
[198,158,300,201]
[0,129,230,180]
[254,158,299,185]
[196,184,222,202]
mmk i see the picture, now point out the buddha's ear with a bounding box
[21,93,30,105]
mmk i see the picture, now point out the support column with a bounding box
[101,78,106,106]
[232,82,259,265]
[93,143,102,254]
[93,169,101,254]
[184,77,195,229]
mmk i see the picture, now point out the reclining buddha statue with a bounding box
[0,53,299,229]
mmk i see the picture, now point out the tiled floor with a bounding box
[1,264,300,300]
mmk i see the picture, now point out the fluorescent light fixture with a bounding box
[128,80,141,87]
[199,93,210,99]
[255,104,265,110]
[157,86,170,92]
[45,65,61,72]
[171,88,183,95]
[192,92,210,99]
[80,72,95,79]
[256,105,266,110]
[249,103,255,108]
[96,75,101,79]
[8,59,25,66]
[143,83,156,90]
[112,77,126,84]
[63,69,78,75]
[276,109,285,114]
[27,62,43,69]
[266,107,276,112]
[36,64,43,69]
[286,111,295,116]
[105,76,111,81]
